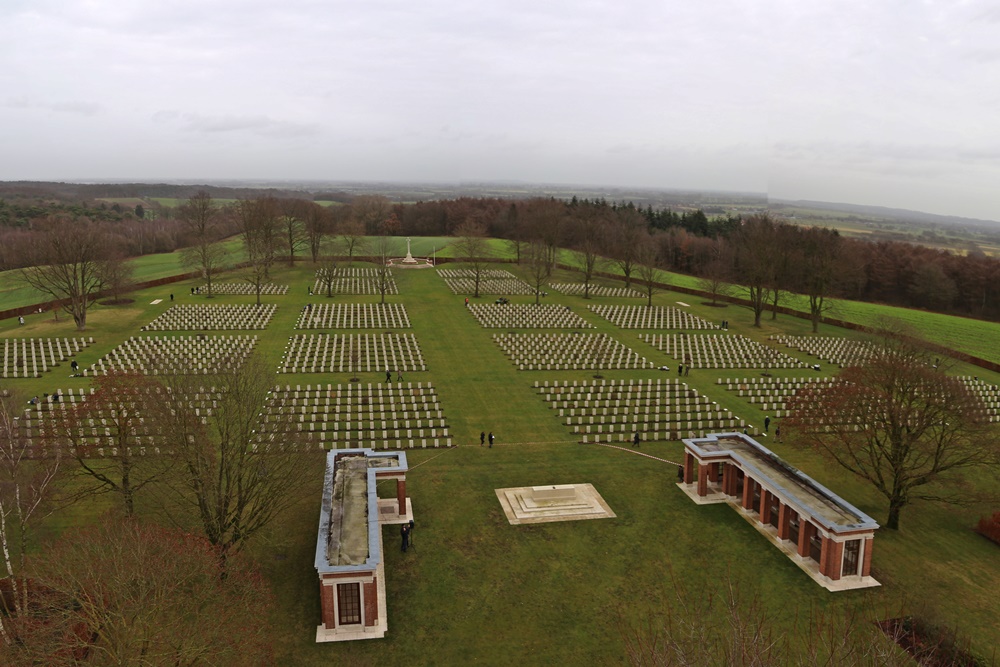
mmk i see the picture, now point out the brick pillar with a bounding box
[722,464,733,496]
[684,452,695,484]
[741,477,754,510]
[819,536,831,577]
[829,540,845,581]
[861,537,874,577]
[697,463,709,497]
[797,520,812,558]
[777,504,791,540]
[396,479,407,517]
[364,578,378,626]
[321,582,337,629]
[759,489,771,525]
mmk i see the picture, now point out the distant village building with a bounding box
[679,433,879,591]
[315,449,411,642]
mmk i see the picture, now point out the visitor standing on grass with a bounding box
[480,431,485,446]
[397,368,403,381]
[633,432,640,448]
[775,425,781,442]
[386,369,392,383]
[488,432,494,448]
[400,523,409,552]
[764,416,771,432]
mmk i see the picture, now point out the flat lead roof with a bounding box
[686,433,878,532]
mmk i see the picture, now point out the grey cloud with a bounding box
[5,97,101,115]
[157,112,321,138]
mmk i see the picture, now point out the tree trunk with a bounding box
[886,498,904,530]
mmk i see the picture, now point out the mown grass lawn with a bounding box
[2,241,999,664]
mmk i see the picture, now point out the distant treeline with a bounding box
[2,188,999,323]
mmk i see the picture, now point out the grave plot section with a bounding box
[961,377,1000,422]
[259,382,451,449]
[769,335,878,368]
[141,304,276,331]
[589,305,717,330]
[195,282,289,295]
[437,268,536,295]
[296,303,411,329]
[719,376,838,419]
[536,378,750,443]
[18,384,216,451]
[279,334,426,374]
[2,337,93,378]
[468,304,592,329]
[17,384,310,454]
[643,334,805,369]
[85,335,258,375]
[312,268,398,296]
[548,283,643,298]
[494,333,653,370]
[15,387,95,450]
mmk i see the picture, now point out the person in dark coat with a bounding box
[480,431,485,446]
[386,369,392,383]
[764,416,771,432]
[408,519,415,546]
[400,523,409,552]
[633,432,640,448]
[488,432,494,448]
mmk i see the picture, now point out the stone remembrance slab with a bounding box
[495,483,616,525]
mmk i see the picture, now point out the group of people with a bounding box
[385,369,403,382]
[28,393,61,405]
[764,416,781,442]
[479,431,495,448]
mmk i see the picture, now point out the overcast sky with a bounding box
[2,0,998,220]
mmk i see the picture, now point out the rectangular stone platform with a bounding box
[495,483,615,525]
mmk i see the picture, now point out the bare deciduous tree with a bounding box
[696,238,734,307]
[786,326,1000,530]
[316,236,341,298]
[303,202,332,264]
[454,219,491,298]
[8,517,274,666]
[236,197,280,305]
[525,240,552,305]
[574,209,608,299]
[279,199,308,266]
[733,213,779,327]
[339,218,368,265]
[0,388,61,648]
[179,191,228,298]
[159,355,317,569]
[373,234,397,305]
[797,226,847,333]
[54,372,173,518]
[19,216,113,331]
[634,235,661,307]
[610,209,646,288]
[98,253,136,305]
